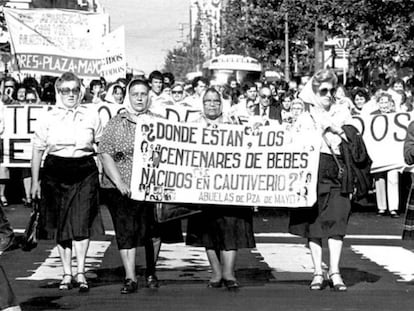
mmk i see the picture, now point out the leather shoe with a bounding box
[146,275,159,288]
[207,279,223,288]
[120,279,138,294]
[223,279,240,290]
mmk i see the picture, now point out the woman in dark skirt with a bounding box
[31,72,103,293]
[403,120,414,239]
[186,88,255,290]
[99,79,180,294]
[289,69,354,292]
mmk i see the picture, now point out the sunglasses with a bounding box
[59,87,81,96]
[318,88,336,97]
[260,94,271,99]
[172,91,183,94]
[26,99,37,104]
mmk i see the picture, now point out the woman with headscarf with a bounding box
[288,69,361,292]
[104,83,125,105]
[98,79,173,294]
[31,72,103,293]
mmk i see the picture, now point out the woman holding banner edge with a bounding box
[288,69,366,292]
[31,72,103,293]
[98,79,183,294]
[186,87,255,290]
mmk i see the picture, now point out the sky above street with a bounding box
[99,0,190,75]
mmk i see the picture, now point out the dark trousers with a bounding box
[0,266,18,310]
[0,206,13,238]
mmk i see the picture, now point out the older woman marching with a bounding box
[31,72,103,293]
[98,79,167,294]
[289,69,370,292]
[186,88,255,290]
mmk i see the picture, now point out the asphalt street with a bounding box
[1,201,414,311]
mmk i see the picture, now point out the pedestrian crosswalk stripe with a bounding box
[16,241,111,280]
[253,243,327,281]
[351,245,414,282]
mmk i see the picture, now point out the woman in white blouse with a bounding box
[31,72,103,293]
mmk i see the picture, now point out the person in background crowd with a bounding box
[186,88,255,290]
[335,85,353,111]
[115,78,128,89]
[371,92,400,218]
[350,87,370,115]
[170,83,191,107]
[25,88,41,105]
[31,72,103,293]
[393,89,413,112]
[162,72,175,87]
[99,79,178,294]
[13,84,27,104]
[104,84,125,105]
[242,81,258,105]
[289,69,358,292]
[89,79,104,104]
[390,78,405,93]
[254,85,278,120]
[275,92,294,124]
[290,98,306,123]
[148,70,164,98]
[186,76,209,110]
[2,77,17,105]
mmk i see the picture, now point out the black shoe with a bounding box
[207,279,223,288]
[223,279,240,291]
[146,275,159,288]
[75,273,89,293]
[390,211,400,218]
[121,279,137,294]
[0,234,15,255]
[377,210,387,216]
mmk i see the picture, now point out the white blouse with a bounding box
[32,104,102,158]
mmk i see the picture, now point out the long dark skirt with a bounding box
[39,155,103,244]
[186,205,255,251]
[289,153,352,238]
[403,175,414,240]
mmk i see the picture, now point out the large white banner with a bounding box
[130,120,321,208]
[3,8,125,80]
[352,112,414,173]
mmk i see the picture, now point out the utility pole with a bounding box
[314,22,325,72]
[284,12,290,82]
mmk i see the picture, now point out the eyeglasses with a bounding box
[172,91,183,95]
[59,87,81,96]
[26,99,37,104]
[260,94,271,99]
[318,88,336,97]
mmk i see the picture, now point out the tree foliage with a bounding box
[221,0,414,79]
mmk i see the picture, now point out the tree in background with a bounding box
[221,0,414,82]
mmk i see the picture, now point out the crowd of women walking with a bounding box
[1,66,414,307]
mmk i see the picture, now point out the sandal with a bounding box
[328,272,347,292]
[309,273,325,290]
[59,274,73,291]
[75,272,89,293]
[0,196,8,207]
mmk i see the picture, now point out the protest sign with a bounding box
[3,8,117,80]
[130,119,321,208]
[352,112,414,172]
[99,26,126,82]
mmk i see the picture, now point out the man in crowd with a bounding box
[186,76,209,110]
[254,85,278,120]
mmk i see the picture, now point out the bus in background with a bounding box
[202,54,262,85]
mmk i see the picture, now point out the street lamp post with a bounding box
[284,12,290,82]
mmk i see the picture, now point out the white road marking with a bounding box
[16,241,111,280]
[13,229,401,240]
[157,243,211,281]
[352,245,414,282]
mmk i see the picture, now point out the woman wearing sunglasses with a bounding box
[289,69,366,292]
[31,72,103,293]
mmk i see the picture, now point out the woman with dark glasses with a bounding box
[289,69,369,292]
[31,72,103,293]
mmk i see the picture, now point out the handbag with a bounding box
[21,200,40,252]
[323,132,345,179]
[154,203,202,223]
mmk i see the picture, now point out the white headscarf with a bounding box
[123,79,151,121]
[54,75,85,110]
[104,83,124,104]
